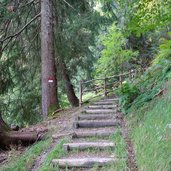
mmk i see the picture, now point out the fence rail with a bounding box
[79,68,145,106]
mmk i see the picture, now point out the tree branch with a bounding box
[62,0,80,16]
[0,13,40,43]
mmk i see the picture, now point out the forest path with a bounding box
[50,97,138,171]
[30,107,83,171]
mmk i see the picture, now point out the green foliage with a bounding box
[117,81,139,113]
[0,44,41,126]
[54,0,101,80]
[95,23,138,77]
[152,34,171,65]
[127,0,171,35]
[0,1,42,126]
[129,82,171,170]
[118,30,171,112]
[140,32,171,93]
[118,62,171,113]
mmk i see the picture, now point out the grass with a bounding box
[0,139,51,171]
[127,82,171,171]
[107,131,128,171]
[39,138,69,171]
[87,131,127,171]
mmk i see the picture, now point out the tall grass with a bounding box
[129,83,171,171]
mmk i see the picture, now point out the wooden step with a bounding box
[72,130,114,138]
[63,142,115,151]
[82,112,117,115]
[52,157,116,168]
[83,109,116,114]
[99,98,119,102]
[76,114,114,120]
[52,133,73,140]
[87,105,117,109]
[93,101,117,105]
[73,120,120,129]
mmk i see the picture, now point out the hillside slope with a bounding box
[127,81,171,170]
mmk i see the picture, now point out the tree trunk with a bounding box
[41,0,59,118]
[0,114,40,149]
[60,60,79,107]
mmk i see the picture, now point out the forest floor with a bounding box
[0,106,83,170]
[30,106,83,171]
[0,99,137,171]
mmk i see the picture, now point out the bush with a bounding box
[117,81,139,114]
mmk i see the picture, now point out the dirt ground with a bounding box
[0,106,83,169]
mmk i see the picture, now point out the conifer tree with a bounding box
[41,0,59,117]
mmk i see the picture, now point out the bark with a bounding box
[73,120,120,129]
[41,0,59,117]
[0,114,41,149]
[72,130,115,138]
[83,109,116,114]
[52,158,116,168]
[54,7,78,107]
[63,142,115,151]
[60,60,79,107]
[77,114,114,120]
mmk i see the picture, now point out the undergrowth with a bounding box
[117,61,171,114]
[0,139,51,171]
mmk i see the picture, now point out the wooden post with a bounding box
[142,67,145,74]
[119,75,122,86]
[129,70,132,82]
[79,80,83,107]
[104,77,107,97]
[134,69,137,78]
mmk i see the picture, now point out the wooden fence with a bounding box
[79,69,145,106]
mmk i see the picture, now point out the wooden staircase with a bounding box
[52,97,122,170]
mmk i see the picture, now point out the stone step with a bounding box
[82,109,116,114]
[63,142,115,151]
[76,114,114,120]
[87,105,117,109]
[72,130,114,138]
[73,120,120,129]
[52,157,116,168]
